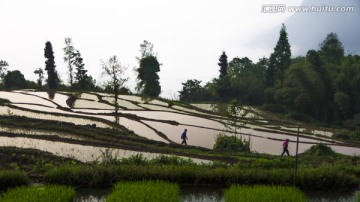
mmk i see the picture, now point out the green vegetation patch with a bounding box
[225,185,307,202]
[213,133,250,153]
[106,181,179,202]
[0,170,29,190]
[0,185,75,202]
[302,143,338,157]
[0,98,10,105]
[44,161,359,191]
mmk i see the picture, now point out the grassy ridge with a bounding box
[225,185,307,202]
[107,181,179,202]
[44,162,359,191]
[0,185,75,202]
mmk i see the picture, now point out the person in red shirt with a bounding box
[281,139,290,156]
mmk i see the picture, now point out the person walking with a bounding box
[281,139,290,156]
[181,129,188,145]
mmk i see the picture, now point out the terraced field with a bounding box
[0,90,359,163]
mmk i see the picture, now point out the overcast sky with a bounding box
[1,0,351,98]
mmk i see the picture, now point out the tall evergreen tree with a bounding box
[272,23,291,87]
[137,56,161,97]
[136,40,161,97]
[44,41,59,89]
[63,37,75,86]
[218,51,228,78]
[320,32,344,64]
[72,50,88,89]
[266,54,276,87]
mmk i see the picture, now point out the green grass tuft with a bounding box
[0,185,75,202]
[106,181,179,202]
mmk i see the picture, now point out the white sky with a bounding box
[0,0,304,98]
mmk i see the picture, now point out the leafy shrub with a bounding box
[302,144,337,157]
[213,133,250,153]
[225,185,307,202]
[149,155,195,166]
[0,185,75,202]
[120,154,147,165]
[106,181,179,202]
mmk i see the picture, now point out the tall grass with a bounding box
[106,181,179,202]
[0,185,75,202]
[225,185,307,202]
[0,170,29,190]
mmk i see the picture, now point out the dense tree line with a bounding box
[179,24,360,125]
[1,39,162,95]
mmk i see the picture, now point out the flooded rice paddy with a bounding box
[1,90,360,158]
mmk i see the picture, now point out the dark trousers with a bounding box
[181,138,187,145]
[281,147,290,156]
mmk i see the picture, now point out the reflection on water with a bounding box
[74,188,109,202]
[73,187,359,202]
[0,137,209,164]
[0,126,83,140]
[0,136,160,162]
[0,106,112,128]
[181,185,225,202]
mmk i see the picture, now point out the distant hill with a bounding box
[250,0,360,57]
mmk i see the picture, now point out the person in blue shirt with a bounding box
[181,129,188,145]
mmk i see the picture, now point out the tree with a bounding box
[320,32,344,64]
[63,37,75,86]
[226,99,248,138]
[333,55,360,122]
[72,50,88,89]
[34,68,44,89]
[137,56,161,97]
[137,40,155,61]
[0,60,8,83]
[272,23,291,87]
[227,57,266,105]
[136,41,161,97]
[44,41,59,89]
[179,79,204,101]
[4,70,27,89]
[101,56,128,123]
[218,51,228,78]
[266,54,276,87]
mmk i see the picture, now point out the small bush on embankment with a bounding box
[225,185,307,202]
[44,163,358,191]
[213,134,250,153]
[0,170,29,190]
[106,181,179,202]
[0,185,75,202]
[302,143,338,157]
